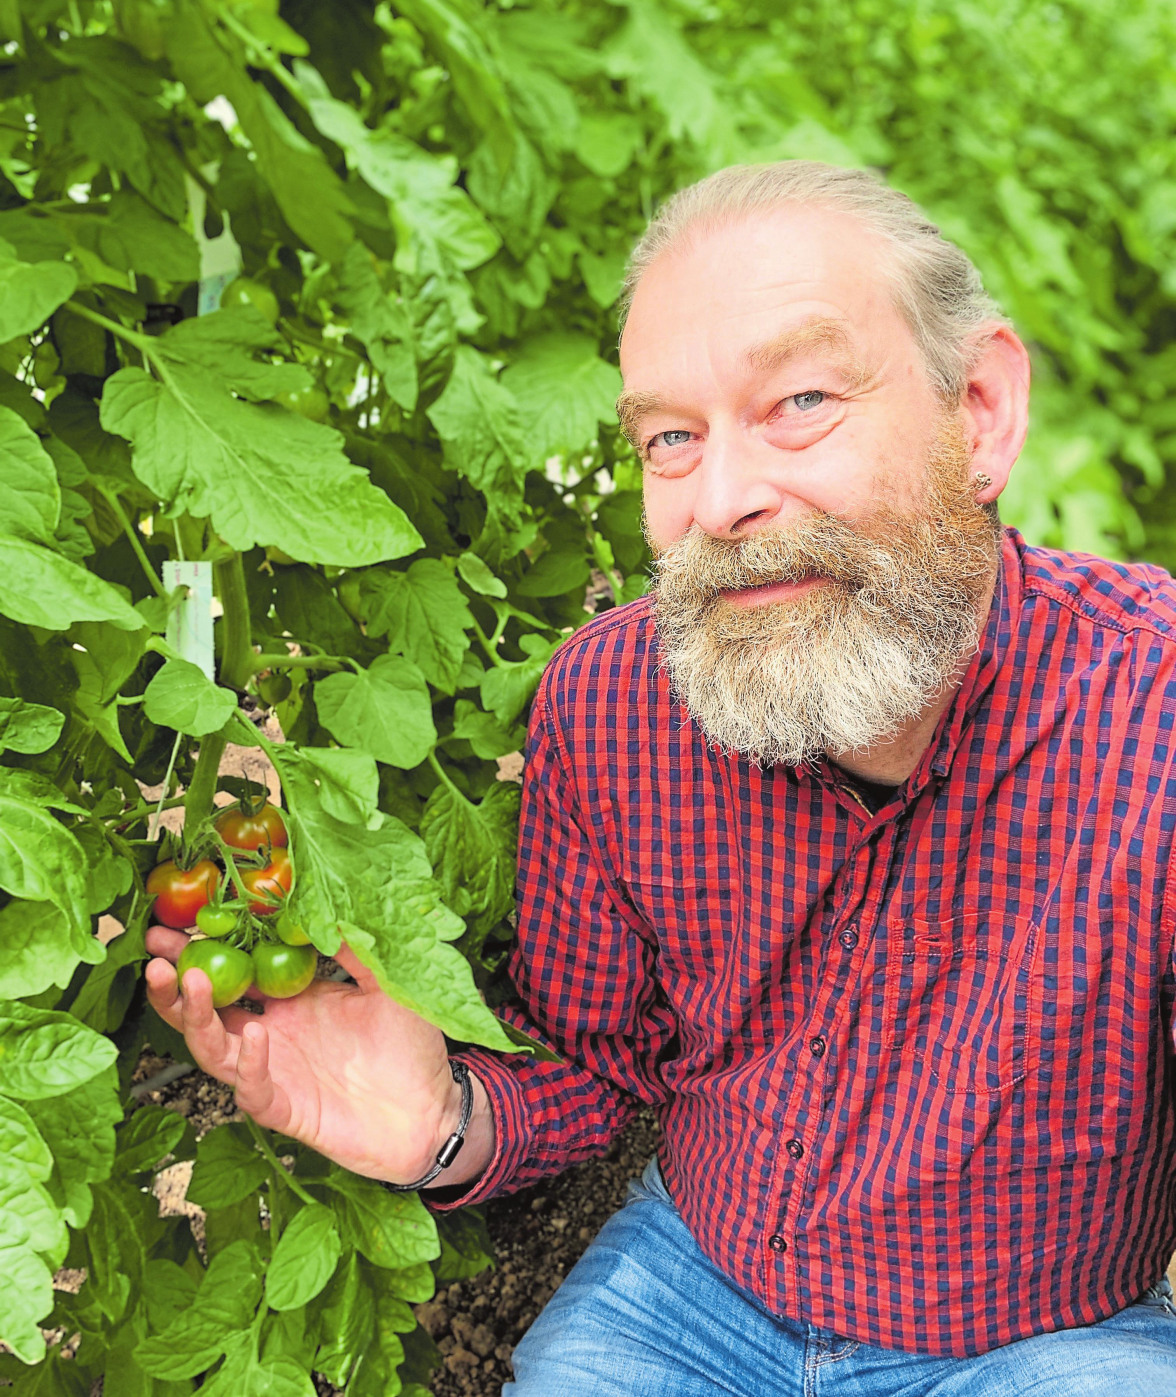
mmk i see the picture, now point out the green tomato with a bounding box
[221,276,280,325]
[177,939,254,1008]
[270,383,329,422]
[251,942,317,999]
[195,904,237,939]
[275,912,311,946]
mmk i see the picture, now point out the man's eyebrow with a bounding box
[615,388,669,448]
[743,316,876,388]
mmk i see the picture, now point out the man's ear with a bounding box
[959,324,1031,503]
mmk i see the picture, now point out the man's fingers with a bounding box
[233,1020,278,1122]
[332,942,379,991]
[145,957,183,1030]
[145,925,190,964]
[173,968,241,1083]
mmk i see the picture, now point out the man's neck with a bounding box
[827,568,999,789]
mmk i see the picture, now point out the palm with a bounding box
[144,928,453,1184]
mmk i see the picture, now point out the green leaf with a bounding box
[450,699,523,760]
[0,697,64,755]
[603,0,721,144]
[574,111,643,178]
[313,1250,374,1388]
[265,1203,342,1311]
[199,1331,316,1397]
[0,1212,54,1364]
[426,346,528,502]
[0,404,60,544]
[24,1065,120,1228]
[480,639,560,725]
[358,559,474,692]
[0,791,92,946]
[0,1098,51,1181]
[278,760,520,1052]
[502,333,621,465]
[0,769,85,815]
[114,1106,188,1176]
[336,244,418,413]
[324,1170,438,1270]
[0,900,94,1001]
[0,239,77,343]
[456,551,507,598]
[420,779,520,928]
[143,657,237,737]
[0,1003,118,1100]
[186,1124,269,1210]
[0,535,145,630]
[99,315,423,567]
[432,1207,494,1283]
[273,746,380,829]
[135,1239,264,1380]
[314,655,436,770]
[143,1258,199,1335]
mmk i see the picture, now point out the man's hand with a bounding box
[145,927,492,1188]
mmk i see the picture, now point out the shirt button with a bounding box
[838,927,859,949]
[809,1036,826,1057]
[786,1138,804,1159]
[768,1234,788,1253]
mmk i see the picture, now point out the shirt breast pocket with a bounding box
[882,913,1041,1095]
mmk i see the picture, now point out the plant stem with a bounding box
[250,652,356,675]
[245,1117,317,1207]
[184,553,255,825]
[96,486,168,599]
[216,6,309,109]
[61,299,153,353]
[472,618,505,668]
[427,749,461,798]
[149,732,184,842]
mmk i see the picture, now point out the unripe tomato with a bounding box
[177,939,254,1008]
[215,802,288,853]
[241,847,293,914]
[221,276,280,325]
[146,860,220,929]
[275,911,311,946]
[270,383,329,421]
[251,942,316,999]
[195,904,237,939]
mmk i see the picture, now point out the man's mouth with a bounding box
[718,575,830,607]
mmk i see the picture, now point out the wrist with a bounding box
[421,1065,495,1193]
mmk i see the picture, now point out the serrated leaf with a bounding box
[135,1239,264,1379]
[266,1203,342,1311]
[274,746,380,829]
[143,657,237,737]
[358,559,473,691]
[0,1003,117,1101]
[114,1105,188,1176]
[99,315,422,567]
[336,244,418,413]
[278,760,520,1052]
[24,1065,120,1229]
[323,1170,438,1270]
[420,780,519,929]
[501,333,621,465]
[426,346,527,502]
[0,404,59,544]
[0,697,64,755]
[314,655,436,770]
[0,791,91,945]
[186,1124,269,1210]
[0,239,77,343]
[0,534,145,630]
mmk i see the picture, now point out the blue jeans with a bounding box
[504,1153,1176,1396]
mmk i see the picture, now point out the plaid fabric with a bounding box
[431,527,1176,1358]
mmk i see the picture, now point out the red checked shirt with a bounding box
[430,528,1176,1358]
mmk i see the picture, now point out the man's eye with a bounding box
[650,429,693,449]
[791,391,826,411]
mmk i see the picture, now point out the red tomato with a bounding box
[240,847,292,915]
[214,802,288,853]
[146,860,221,930]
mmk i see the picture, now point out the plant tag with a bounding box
[187,169,242,316]
[163,561,216,680]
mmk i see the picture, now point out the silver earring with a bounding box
[972,472,993,491]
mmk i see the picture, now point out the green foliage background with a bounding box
[0,0,1171,1392]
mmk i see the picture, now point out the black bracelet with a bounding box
[384,1061,473,1192]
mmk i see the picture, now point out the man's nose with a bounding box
[689,425,787,540]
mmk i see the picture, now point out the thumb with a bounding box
[331,941,381,992]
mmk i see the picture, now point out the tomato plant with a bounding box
[146,860,221,929]
[177,939,255,1008]
[215,801,289,852]
[252,941,317,999]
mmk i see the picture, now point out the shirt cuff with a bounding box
[418,1046,532,1213]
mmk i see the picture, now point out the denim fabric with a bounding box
[504,1154,1176,1396]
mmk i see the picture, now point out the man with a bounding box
[147,161,1176,1393]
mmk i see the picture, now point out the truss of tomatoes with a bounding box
[146,801,317,1007]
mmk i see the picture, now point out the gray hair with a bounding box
[619,161,1010,403]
